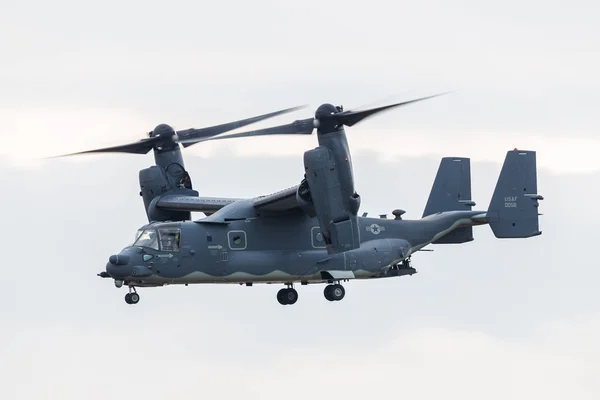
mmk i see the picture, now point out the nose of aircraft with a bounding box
[105,251,154,279]
[106,254,133,279]
[109,254,130,265]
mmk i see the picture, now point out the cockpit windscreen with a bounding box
[131,226,181,252]
[132,229,159,250]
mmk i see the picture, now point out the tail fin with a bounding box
[423,157,476,244]
[423,157,475,217]
[487,149,543,238]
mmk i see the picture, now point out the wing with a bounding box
[156,195,242,214]
[156,185,310,218]
[252,185,301,212]
[252,183,316,216]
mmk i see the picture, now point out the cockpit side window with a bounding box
[158,227,181,252]
[129,229,144,247]
[133,229,159,251]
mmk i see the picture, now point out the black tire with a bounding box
[324,285,334,301]
[277,289,287,305]
[125,293,132,304]
[285,288,298,305]
[130,293,140,304]
[330,284,345,301]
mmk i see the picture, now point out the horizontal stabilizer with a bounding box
[487,149,543,238]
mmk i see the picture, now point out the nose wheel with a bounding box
[125,287,140,305]
[324,284,345,301]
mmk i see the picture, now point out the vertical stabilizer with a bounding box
[423,157,474,217]
[487,149,543,238]
[423,157,476,244]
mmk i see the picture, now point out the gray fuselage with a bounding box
[105,208,483,287]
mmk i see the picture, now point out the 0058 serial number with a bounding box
[504,196,517,208]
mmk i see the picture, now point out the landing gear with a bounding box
[277,287,298,305]
[125,287,140,305]
[388,256,417,277]
[324,283,345,301]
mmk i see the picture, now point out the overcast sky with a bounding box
[2,1,600,399]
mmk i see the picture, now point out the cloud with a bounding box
[2,1,599,142]
[1,149,599,398]
[2,2,600,397]
[3,106,600,174]
[3,313,599,400]
[0,107,154,168]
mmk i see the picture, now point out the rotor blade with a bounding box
[177,105,306,148]
[46,138,159,158]
[332,92,450,127]
[177,118,316,144]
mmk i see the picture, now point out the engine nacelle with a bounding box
[139,164,198,222]
[303,146,361,253]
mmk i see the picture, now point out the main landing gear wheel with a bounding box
[277,288,298,305]
[125,288,140,305]
[324,284,345,301]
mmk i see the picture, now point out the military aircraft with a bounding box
[54,94,544,305]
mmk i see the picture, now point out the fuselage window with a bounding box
[158,227,181,252]
[228,230,246,250]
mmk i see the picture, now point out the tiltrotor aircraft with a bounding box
[55,94,544,305]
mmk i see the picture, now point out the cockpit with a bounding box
[130,224,181,252]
